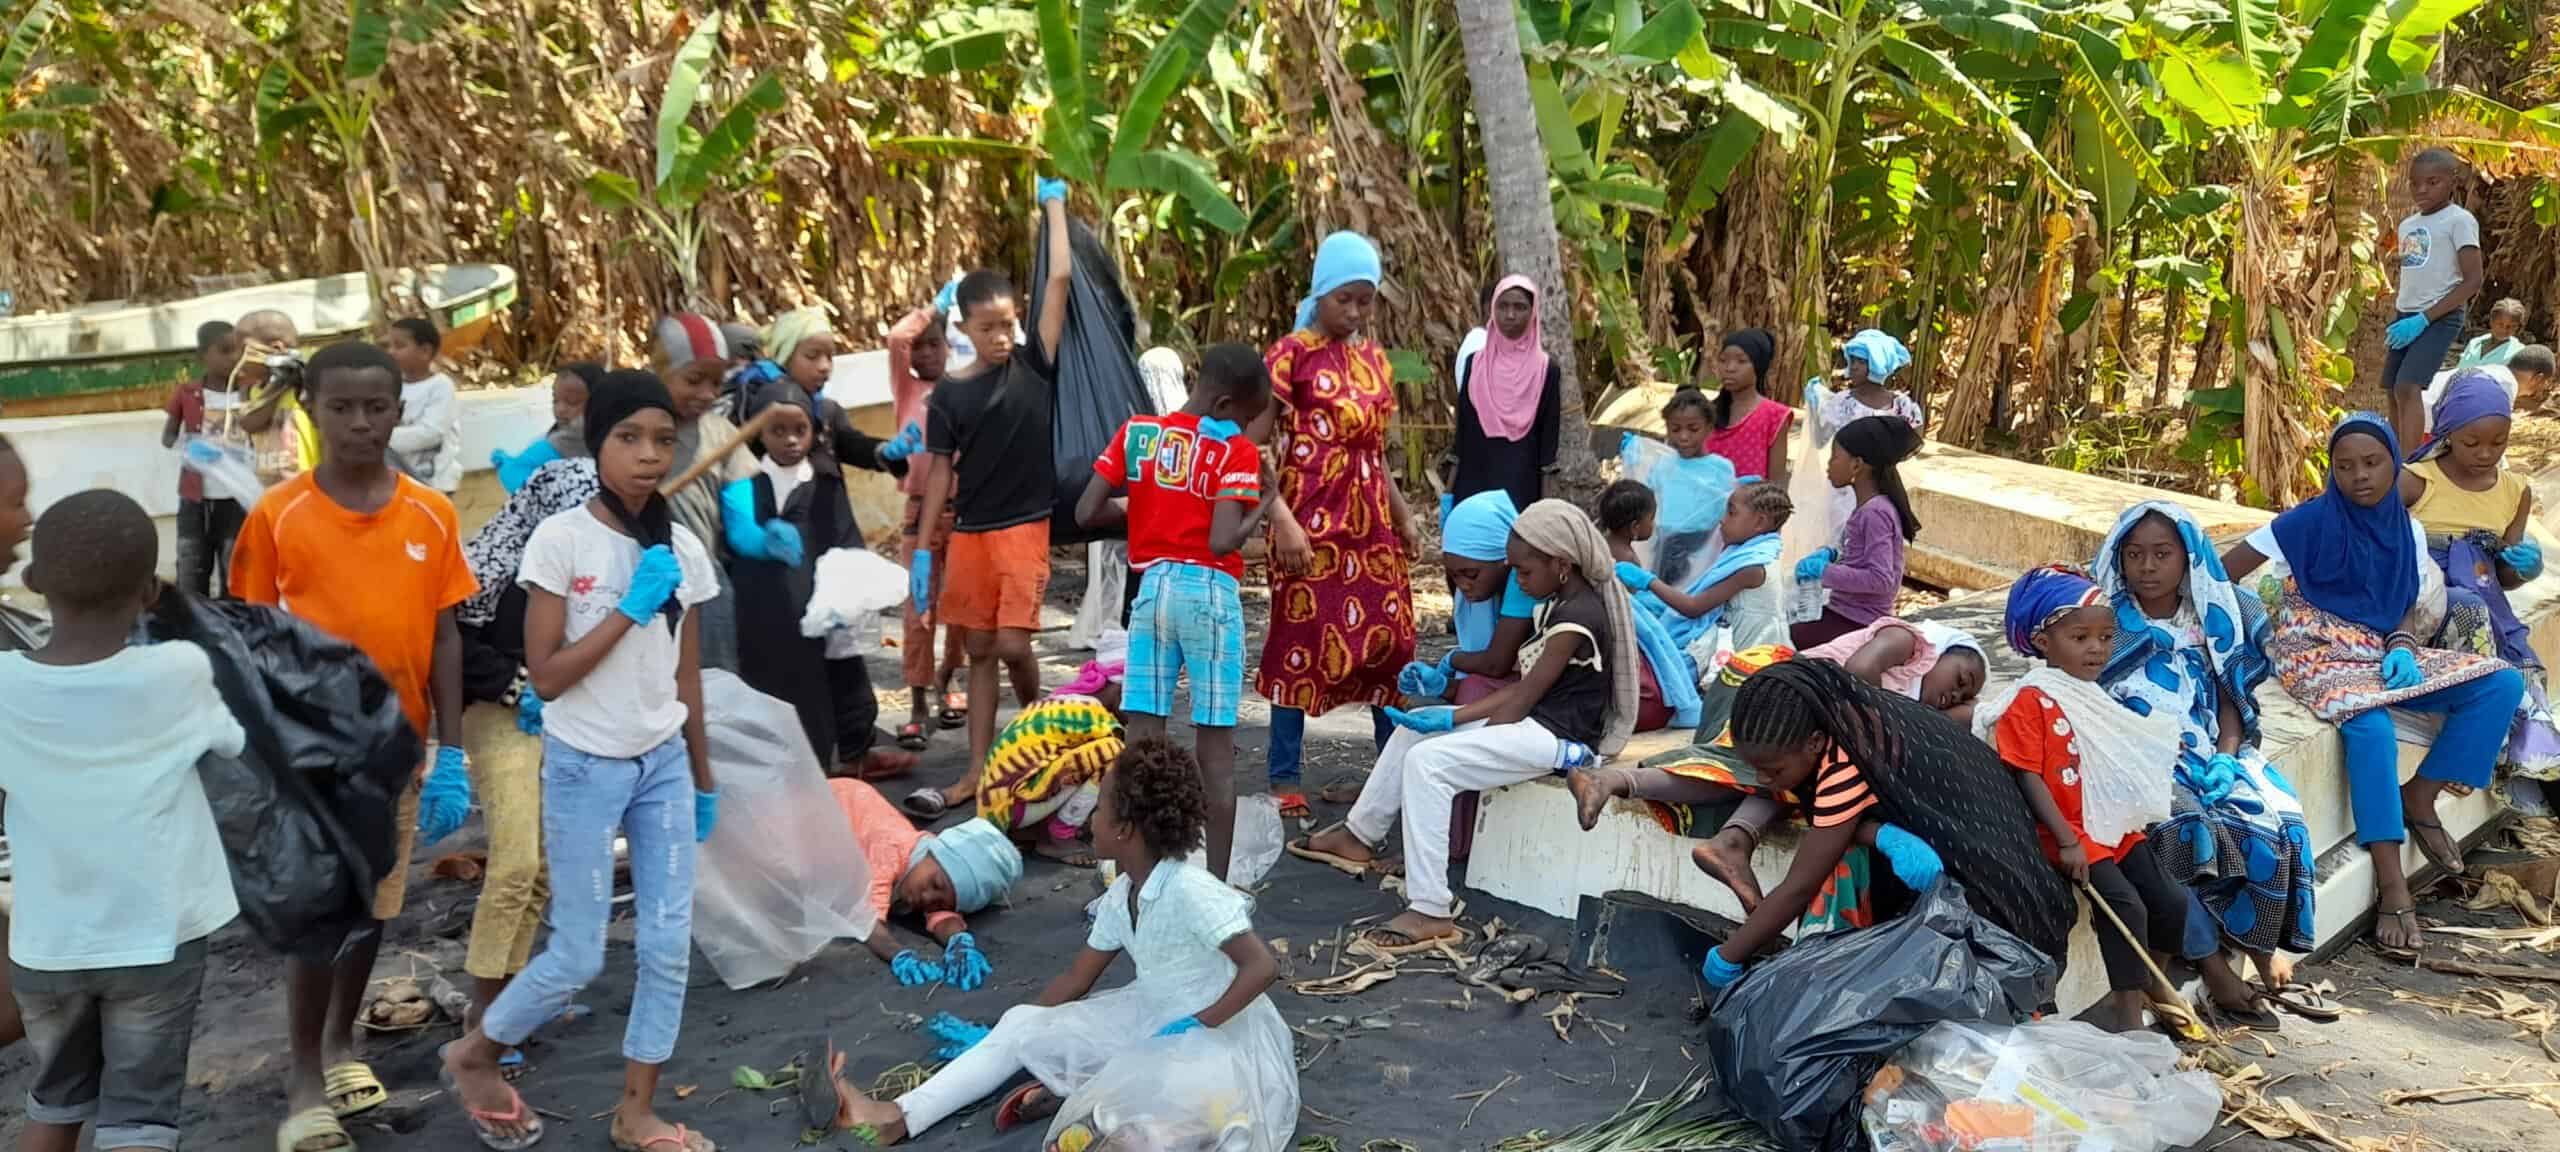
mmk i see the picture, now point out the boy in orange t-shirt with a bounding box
[230,341,479,1151]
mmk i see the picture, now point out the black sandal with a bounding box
[2372,906,2424,953]
[899,790,951,821]
[2204,995,2283,1032]
[2263,982,2344,1022]
[897,721,929,751]
[2406,816,2465,877]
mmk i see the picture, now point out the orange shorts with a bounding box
[942,520,1051,633]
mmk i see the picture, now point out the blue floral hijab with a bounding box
[2093,501,2275,747]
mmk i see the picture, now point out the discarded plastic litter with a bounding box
[1862,1019,2219,1152]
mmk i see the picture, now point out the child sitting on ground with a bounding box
[903,660,1124,857]
[810,738,1291,1144]
[829,778,1022,991]
[1978,566,2186,1033]
[2457,297,2529,370]
[0,490,246,1152]
[1291,500,1636,951]
[1617,480,1793,653]
[385,317,462,493]
[1076,342,1276,878]
[1598,478,1654,567]
[492,362,600,494]
[1792,415,1922,648]
[163,319,247,597]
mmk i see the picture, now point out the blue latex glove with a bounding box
[879,421,924,463]
[1871,822,1943,891]
[694,790,718,842]
[515,689,544,735]
[1614,560,1657,592]
[1438,492,1456,533]
[2187,753,2242,807]
[418,746,472,846]
[762,519,804,567]
[1383,705,1457,734]
[910,551,934,616]
[923,1013,990,1061]
[1197,416,1243,442]
[891,949,945,987]
[2382,646,2423,690]
[495,439,561,494]
[1397,659,1451,699]
[1702,946,1746,990]
[619,544,683,625]
[720,478,769,560]
[1154,1016,1204,1038]
[2503,538,2545,580]
[2386,313,2429,349]
[934,277,960,315]
[1795,547,1836,584]
[1036,177,1069,204]
[942,932,993,991]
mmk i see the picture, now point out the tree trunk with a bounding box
[1452,0,1598,503]
[2153,270,2184,408]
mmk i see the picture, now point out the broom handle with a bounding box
[657,406,779,497]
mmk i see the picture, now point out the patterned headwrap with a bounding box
[2002,565,2103,658]
[2093,500,2276,745]
[655,312,729,369]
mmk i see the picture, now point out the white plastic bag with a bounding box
[1620,434,1736,593]
[1860,1019,2219,1152]
[181,434,267,506]
[1043,1025,1301,1152]
[691,670,877,989]
[1220,796,1283,890]
[800,547,909,641]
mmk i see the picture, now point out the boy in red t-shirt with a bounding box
[161,320,246,597]
[1075,344,1275,878]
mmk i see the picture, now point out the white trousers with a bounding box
[1346,719,1564,917]
[1070,541,1127,650]
[898,1003,1044,1134]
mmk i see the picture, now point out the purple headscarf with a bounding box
[2003,564,2103,658]
[2426,370,2513,459]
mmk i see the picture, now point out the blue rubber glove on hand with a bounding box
[1384,705,1457,734]
[2504,537,2545,580]
[880,422,924,463]
[619,544,683,625]
[694,790,718,842]
[1154,1016,1204,1038]
[1614,560,1656,593]
[923,1013,991,1061]
[2382,646,2423,690]
[1871,822,1942,891]
[1397,660,1450,699]
[762,520,804,567]
[2386,314,2429,350]
[2187,753,2242,807]
[934,278,961,315]
[1036,177,1070,204]
[942,932,993,991]
[418,746,472,845]
[515,689,544,735]
[1795,547,1837,584]
[909,551,934,616]
[1702,946,1746,990]
[891,949,945,987]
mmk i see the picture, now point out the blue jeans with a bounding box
[481,733,697,1064]
[1267,706,1396,786]
[2337,667,2524,845]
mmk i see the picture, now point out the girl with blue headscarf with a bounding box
[1399,491,1539,707]
[2225,413,2524,952]
[1260,232,1422,807]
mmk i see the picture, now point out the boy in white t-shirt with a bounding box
[0,489,245,1152]
[385,317,464,492]
[2384,148,2487,455]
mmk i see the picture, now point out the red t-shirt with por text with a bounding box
[1093,412,1262,580]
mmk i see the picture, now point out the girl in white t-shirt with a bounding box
[441,371,723,1152]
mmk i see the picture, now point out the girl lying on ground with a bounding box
[2096,501,2330,1027]
[2224,413,2523,952]
[828,780,1022,991]
[901,661,1126,866]
[806,738,1292,1145]
[1291,500,1638,952]
[1978,566,2187,1033]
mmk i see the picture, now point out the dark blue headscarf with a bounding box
[2268,413,2418,634]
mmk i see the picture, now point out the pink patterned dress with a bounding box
[1259,330,1416,715]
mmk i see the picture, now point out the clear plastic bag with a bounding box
[1861,1019,2220,1152]
[181,433,267,506]
[691,670,877,989]
[1620,434,1737,592]
[1043,1024,1300,1152]
[1224,795,1283,890]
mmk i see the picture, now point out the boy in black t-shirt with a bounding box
[912,181,1073,776]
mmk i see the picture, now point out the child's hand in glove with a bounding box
[891,949,945,987]
[1614,561,1656,592]
[2386,314,2428,349]
[1384,705,1457,734]
[762,520,804,567]
[1795,548,1837,584]
[1397,659,1450,699]
[418,746,472,845]
[1871,822,1942,890]
[2381,646,2423,690]
[619,545,682,624]
[694,790,718,842]
[1702,946,1746,990]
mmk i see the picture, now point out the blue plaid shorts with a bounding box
[1126,562,1246,727]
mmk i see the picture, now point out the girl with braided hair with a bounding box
[1701,658,2077,993]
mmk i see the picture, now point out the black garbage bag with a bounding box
[1705,879,2056,1152]
[142,589,421,958]
[1027,212,1154,546]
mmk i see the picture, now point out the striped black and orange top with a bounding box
[1806,747,1878,829]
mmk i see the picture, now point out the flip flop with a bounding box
[322,1060,387,1119]
[2372,906,2424,954]
[899,790,951,821]
[1285,832,1371,877]
[897,721,930,751]
[1273,791,1311,820]
[1460,934,1547,985]
[2407,816,2465,876]
[2196,994,2281,1033]
[938,691,969,729]
[1351,926,1467,959]
[993,1082,1059,1132]
[435,1044,547,1150]
[608,1125,711,1152]
[1496,959,1624,997]
[796,1033,846,1134]
[2263,982,2344,1022]
[276,1107,355,1152]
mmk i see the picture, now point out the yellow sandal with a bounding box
[323,1060,388,1119]
[277,1106,355,1152]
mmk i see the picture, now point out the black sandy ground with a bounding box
[4,565,2557,1152]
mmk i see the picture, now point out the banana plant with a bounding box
[0,1,95,135]
[1037,0,1249,232]
[581,11,786,309]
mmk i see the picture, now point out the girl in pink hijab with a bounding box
[1453,274,1562,510]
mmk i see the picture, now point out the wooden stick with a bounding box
[2078,878,2212,1041]
[657,406,778,497]
[2420,955,2560,985]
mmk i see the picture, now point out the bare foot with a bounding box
[1303,825,1375,866]
[441,1040,533,1142]
[2097,991,2147,1034]
[1375,908,1462,946]
[2374,905,2424,952]
[2198,956,2261,1014]
[1565,768,1625,831]
[853,747,920,780]
[1033,834,1096,867]
[1692,829,1764,912]
[840,1088,908,1143]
